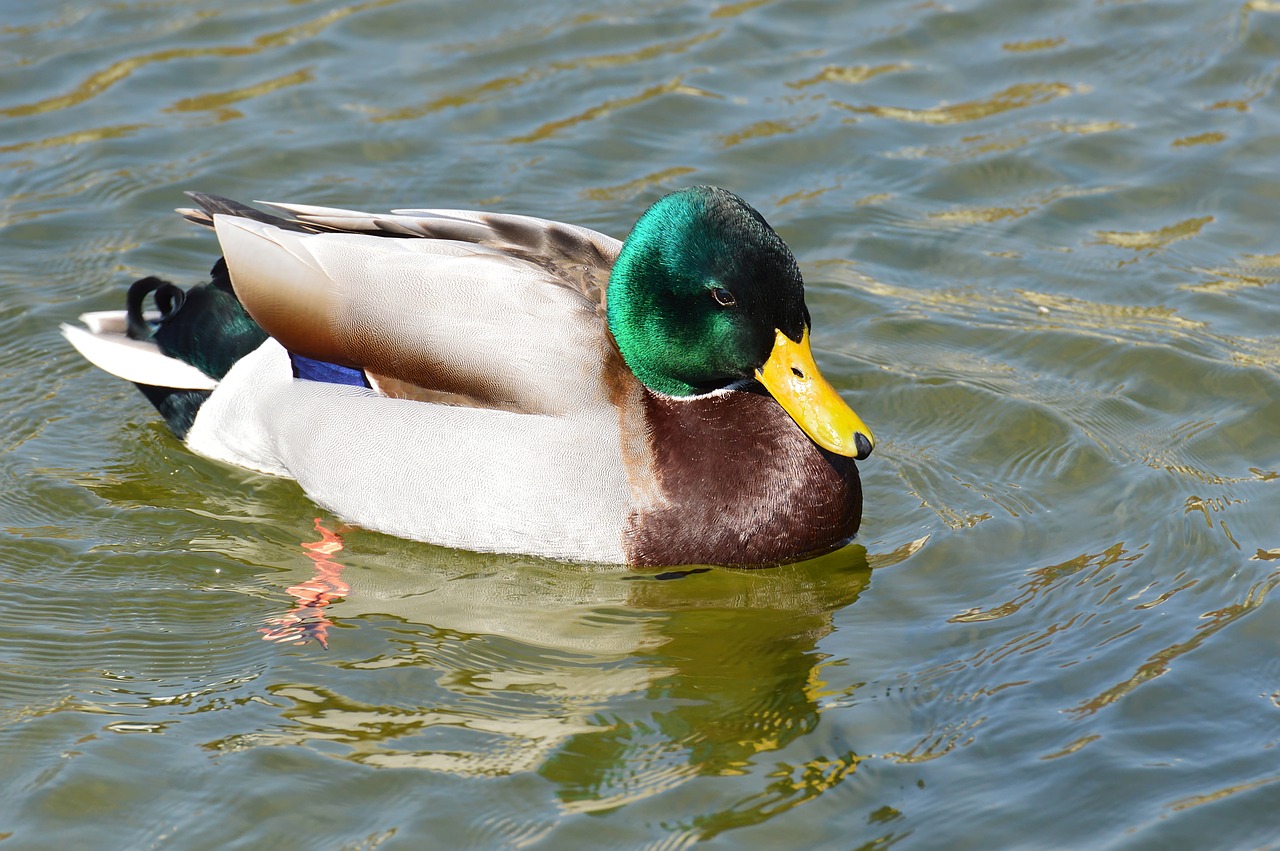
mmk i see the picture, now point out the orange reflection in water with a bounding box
[260,519,350,649]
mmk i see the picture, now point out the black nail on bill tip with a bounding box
[854,433,873,460]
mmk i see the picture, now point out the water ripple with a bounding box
[0,0,401,119]
[849,82,1078,126]
[4,0,1280,846]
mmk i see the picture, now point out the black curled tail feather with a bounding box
[125,260,268,438]
[126,276,186,341]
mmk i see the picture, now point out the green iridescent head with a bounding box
[606,186,809,398]
[606,186,875,460]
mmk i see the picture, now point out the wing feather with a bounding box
[259,200,622,306]
[212,212,620,416]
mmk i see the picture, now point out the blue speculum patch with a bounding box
[289,353,370,388]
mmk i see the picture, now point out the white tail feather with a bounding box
[61,318,218,390]
[76,309,161,335]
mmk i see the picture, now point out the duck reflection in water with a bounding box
[251,526,896,832]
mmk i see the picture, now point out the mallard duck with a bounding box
[62,186,874,566]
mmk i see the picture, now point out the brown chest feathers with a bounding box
[622,388,863,567]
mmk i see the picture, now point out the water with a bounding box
[2,0,1279,847]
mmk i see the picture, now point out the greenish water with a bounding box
[3,0,1279,847]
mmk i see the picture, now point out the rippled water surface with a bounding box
[3,0,1280,847]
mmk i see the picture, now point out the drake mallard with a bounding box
[63,186,874,566]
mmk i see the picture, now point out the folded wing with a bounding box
[195,197,624,417]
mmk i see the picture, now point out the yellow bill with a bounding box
[755,328,875,460]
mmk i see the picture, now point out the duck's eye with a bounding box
[710,287,736,307]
